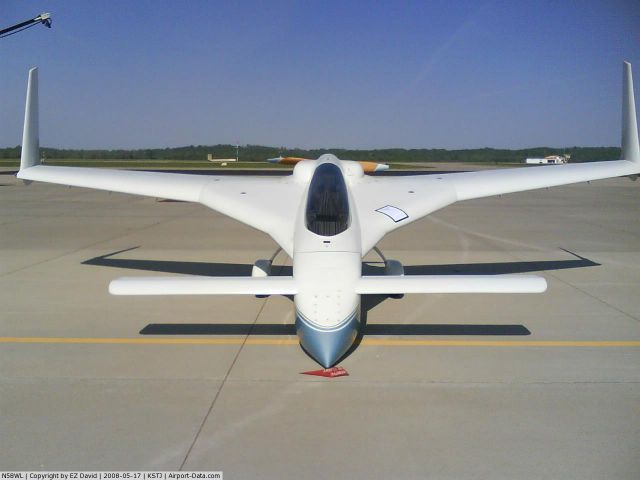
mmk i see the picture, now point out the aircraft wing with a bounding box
[18,165,303,254]
[109,275,298,295]
[356,274,547,294]
[16,68,303,255]
[353,159,638,252]
[19,165,215,202]
[109,273,544,295]
[354,62,640,253]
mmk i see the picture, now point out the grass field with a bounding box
[0,159,440,170]
[0,159,292,169]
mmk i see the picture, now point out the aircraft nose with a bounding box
[295,312,359,368]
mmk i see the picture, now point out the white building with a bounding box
[207,154,236,162]
[525,155,570,165]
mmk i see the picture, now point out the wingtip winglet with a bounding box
[622,61,640,163]
[19,67,40,174]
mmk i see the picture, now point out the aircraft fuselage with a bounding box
[292,156,365,367]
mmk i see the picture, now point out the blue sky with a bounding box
[1,0,639,149]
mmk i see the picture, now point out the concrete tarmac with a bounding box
[1,170,639,478]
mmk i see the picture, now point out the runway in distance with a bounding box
[17,63,640,368]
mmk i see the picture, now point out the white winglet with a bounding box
[622,61,640,163]
[20,67,40,172]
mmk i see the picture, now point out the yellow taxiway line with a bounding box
[1,337,640,347]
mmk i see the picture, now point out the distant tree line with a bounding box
[0,144,621,163]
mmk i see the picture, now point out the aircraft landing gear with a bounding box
[373,246,404,299]
[252,247,283,297]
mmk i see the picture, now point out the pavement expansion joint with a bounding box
[0,217,174,278]
[177,294,271,470]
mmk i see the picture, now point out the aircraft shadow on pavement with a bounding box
[84,246,598,278]
[84,247,598,343]
[361,248,599,275]
[140,322,531,336]
[82,246,293,276]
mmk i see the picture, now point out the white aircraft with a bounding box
[17,63,640,368]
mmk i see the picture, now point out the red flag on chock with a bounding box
[301,366,349,378]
